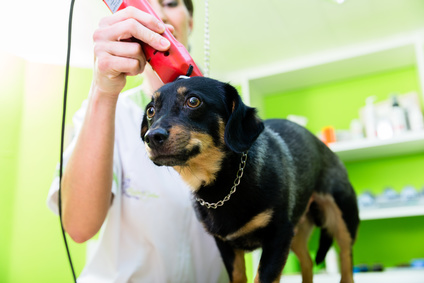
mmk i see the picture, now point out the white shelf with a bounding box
[252,252,424,283]
[329,130,424,162]
[244,38,418,96]
[280,269,424,283]
[359,204,424,220]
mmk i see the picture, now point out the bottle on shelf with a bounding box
[390,95,408,136]
[363,96,377,139]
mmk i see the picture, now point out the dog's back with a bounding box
[264,120,357,210]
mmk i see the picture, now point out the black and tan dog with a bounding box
[141,76,360,283]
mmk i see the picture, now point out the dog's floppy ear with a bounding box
[224,84,264,153]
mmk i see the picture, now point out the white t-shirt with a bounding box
[47,86,228,283]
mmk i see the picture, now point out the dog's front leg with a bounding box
[255,223,294,283]
[214,237,247,283]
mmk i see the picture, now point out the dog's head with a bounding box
[141,77,264,167]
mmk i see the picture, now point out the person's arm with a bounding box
[61,7,170,243]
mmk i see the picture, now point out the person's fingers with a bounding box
[98,54,145,77]
[94,41,146,76]
[94,18,170,51]
[100,6,165,34]
[165,24,175,35]
[95,40,143,61]
[97,6,170,51]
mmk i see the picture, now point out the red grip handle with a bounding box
[103,0,203,83]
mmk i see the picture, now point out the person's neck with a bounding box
[142,65,164,97]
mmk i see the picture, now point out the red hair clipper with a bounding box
[103,0,203,83]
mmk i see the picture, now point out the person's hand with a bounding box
[92,6,172,99]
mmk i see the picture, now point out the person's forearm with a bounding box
[61,86,118,243]
[59,6,172,243]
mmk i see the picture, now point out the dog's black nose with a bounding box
[144,128,169,147]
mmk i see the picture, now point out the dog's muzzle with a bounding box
[144,128,169,148]
[143,127,190,166]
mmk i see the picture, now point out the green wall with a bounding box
[0,52,25,282]
[263,66,424,269]
[1,52,92,283]
[0,50,153,283]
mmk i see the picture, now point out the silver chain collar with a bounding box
[196,151,248,209]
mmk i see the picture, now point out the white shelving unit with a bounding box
[240,33,424,283]
[360,204,424,220]
[250,251,424,283]
[329,130,424,162]
[329,130,424,220]
[236,34,424,106]
[250,203,424,282]
[279,269,424,283]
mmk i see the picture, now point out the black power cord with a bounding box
[59,0,77,282]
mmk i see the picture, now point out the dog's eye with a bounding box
[146,106,156,119]
[186,96,201,108]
